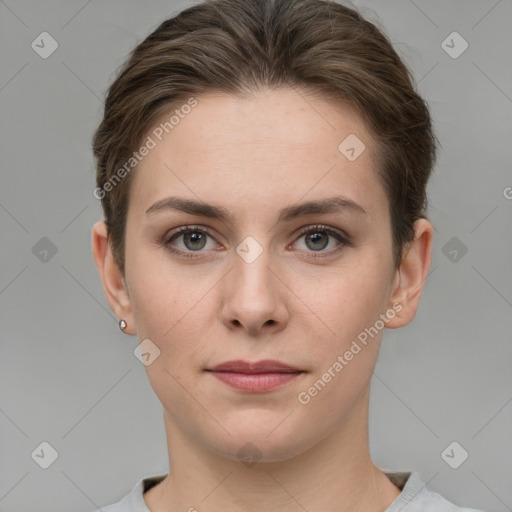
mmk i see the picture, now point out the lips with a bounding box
[208,359,302,373]
[206,360,304,392]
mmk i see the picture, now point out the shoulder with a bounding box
[384,471,484,512]
[87,473,167,512]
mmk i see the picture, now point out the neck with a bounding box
[144,393,401,512]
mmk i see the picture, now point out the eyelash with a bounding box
[161,224,350,260]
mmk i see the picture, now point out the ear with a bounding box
[385,218,433,329]
[91,220,135,334]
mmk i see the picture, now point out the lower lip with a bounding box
[209,371,303,392]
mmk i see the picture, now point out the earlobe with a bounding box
[91,221,135,334]
[385,219,433,329]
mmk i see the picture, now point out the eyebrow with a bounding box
[145,195,368,223]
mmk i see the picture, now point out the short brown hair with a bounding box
[92,0,438,276]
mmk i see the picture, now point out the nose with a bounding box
[220,241,290,336]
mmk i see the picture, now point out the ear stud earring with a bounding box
[119,319,128,331]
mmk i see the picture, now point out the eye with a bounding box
[292,224,349,258]
[162,223,350,260]
[163,225,219,259]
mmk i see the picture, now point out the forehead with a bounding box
[128,88,387,223]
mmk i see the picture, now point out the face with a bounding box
[108,88,407,462]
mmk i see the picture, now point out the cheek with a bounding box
[294,269,388,418]
[127,263,217,381]
[126,250,199,337]
[298,262,391,344]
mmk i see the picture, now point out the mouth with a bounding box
[205,359,305,392]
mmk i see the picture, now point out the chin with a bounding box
[204,417,316,465]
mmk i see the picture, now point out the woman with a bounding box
[90,0,483,510]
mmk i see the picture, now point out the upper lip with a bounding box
[207,359,302,373]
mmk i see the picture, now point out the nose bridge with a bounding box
[233,234,275,297]
[220,231,288,333]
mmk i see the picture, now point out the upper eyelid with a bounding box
[296,224,347,238]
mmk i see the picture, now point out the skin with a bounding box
[92,88,433,512]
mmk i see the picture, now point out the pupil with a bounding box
[307,231,328,251]
[185,231,206,250]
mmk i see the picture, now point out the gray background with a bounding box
[1,0,511,510]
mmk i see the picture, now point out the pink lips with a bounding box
[206,359,304,392]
